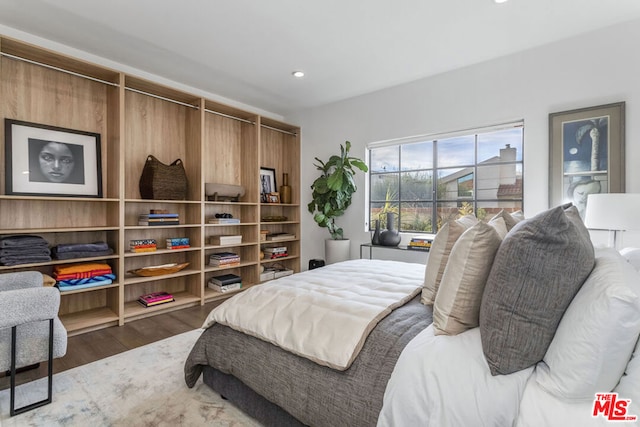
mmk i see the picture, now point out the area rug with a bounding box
[0,329,261,426]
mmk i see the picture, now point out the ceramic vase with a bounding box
[279,173,292,204]
[380,212,401,247]
[371,220,381,245]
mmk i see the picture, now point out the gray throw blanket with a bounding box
[185,295,433,427]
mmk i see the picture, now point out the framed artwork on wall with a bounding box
[548,102,625,218]
[4,119,103,198]
[260,166,276,203]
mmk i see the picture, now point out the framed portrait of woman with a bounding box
[4,119,102,198]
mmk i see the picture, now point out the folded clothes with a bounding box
[0,255,52,266]
[57,275,116,291]
[0,234,49,248]
[57,273,116,287]
[52,248,114,260]
[53,262,112,276]
[53,242,111,254]
[0,247,51,257]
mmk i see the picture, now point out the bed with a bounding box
[185,208,640,427]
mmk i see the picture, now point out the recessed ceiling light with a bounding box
[494,0,509,3]
[292,70,305,78]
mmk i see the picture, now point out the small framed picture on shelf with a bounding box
[260,166,276,203]
[267,192,281,204]
[4,119,103,198]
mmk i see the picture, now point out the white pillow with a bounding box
[433,222,502,335]
[614,336,640,421]
[421,215,477,306]
[536,248,640,400]
[620,247,640,272]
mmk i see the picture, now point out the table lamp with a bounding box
[584,193,640,250]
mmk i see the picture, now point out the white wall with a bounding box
[287,19,640,268]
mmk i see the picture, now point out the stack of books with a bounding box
[130,239,157,253]
[138,210,179,226]
[208,273,242,292]
[209,251,241,267]
[208,217,240,224]
[408,237,433,251]
[138,291,174,307]
[166,237,190,249]
[209,235,242,246]
[263,246,288,259]
[266,232,296,242]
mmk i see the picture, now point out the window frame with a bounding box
[366,122,524,234]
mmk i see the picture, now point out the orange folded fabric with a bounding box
[53,262,112,279]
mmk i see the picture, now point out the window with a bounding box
[367,123,523,233]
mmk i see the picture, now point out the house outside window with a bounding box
[367,123,524,233]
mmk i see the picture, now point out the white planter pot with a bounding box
[325,239,351,264]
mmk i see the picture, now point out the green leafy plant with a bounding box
[308,141,368,240]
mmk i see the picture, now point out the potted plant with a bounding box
[308,141,368,264]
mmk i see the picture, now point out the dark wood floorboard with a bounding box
[0,300,222,391]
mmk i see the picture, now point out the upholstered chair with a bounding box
[0,271,67,416]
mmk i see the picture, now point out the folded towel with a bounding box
[57,275,115,291]
[0,234,49,248]
[0,255,52,266]
[53,242,111,254]
[0,248,51,257]
[57,273,116,287]
[53,262,112,275]
[52,248,114,260]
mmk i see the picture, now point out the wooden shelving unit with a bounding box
[0,35,300,336]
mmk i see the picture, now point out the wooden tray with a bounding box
[128,262,190,277]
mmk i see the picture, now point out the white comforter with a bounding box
[378,325,534,427]
[202,259,424,370]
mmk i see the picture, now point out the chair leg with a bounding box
[10,319,54,417]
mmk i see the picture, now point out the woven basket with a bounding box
[139,155,188,200]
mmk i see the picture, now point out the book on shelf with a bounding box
[208,273,242,286]
[129,239,157,246]
[263,246,287,253]
[209,235,242,245]
[129,246,157,253]
[138,219,180,226]
[266,232,296,241]
[166,237,190,249]
[407,245,430,251]
[138,291,175,307]
[268,252,289,259]
[208,281,242,293]
[208,218,241,224]
[139,213,179,219]
[209,251,240,267]
[166,237,190,246]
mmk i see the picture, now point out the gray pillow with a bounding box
[479,205,595,375]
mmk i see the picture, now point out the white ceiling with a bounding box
[1,0,640,117]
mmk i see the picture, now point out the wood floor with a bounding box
[0,300,222,391]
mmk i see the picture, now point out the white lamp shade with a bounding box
[584,193,640,231]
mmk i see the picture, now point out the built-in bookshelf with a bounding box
[0,35,301,335]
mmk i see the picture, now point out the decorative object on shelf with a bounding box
[380,212,401,247]
[266,192,280,203]
[205,183,245,202]
[308,141,368,263]
[260,167,277,203]
[280,173,292,204]
[128,262,189,277]
[371,220,381,245]
[139,155,188,200]
[549,102,625,219]
[4,119,103,198]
